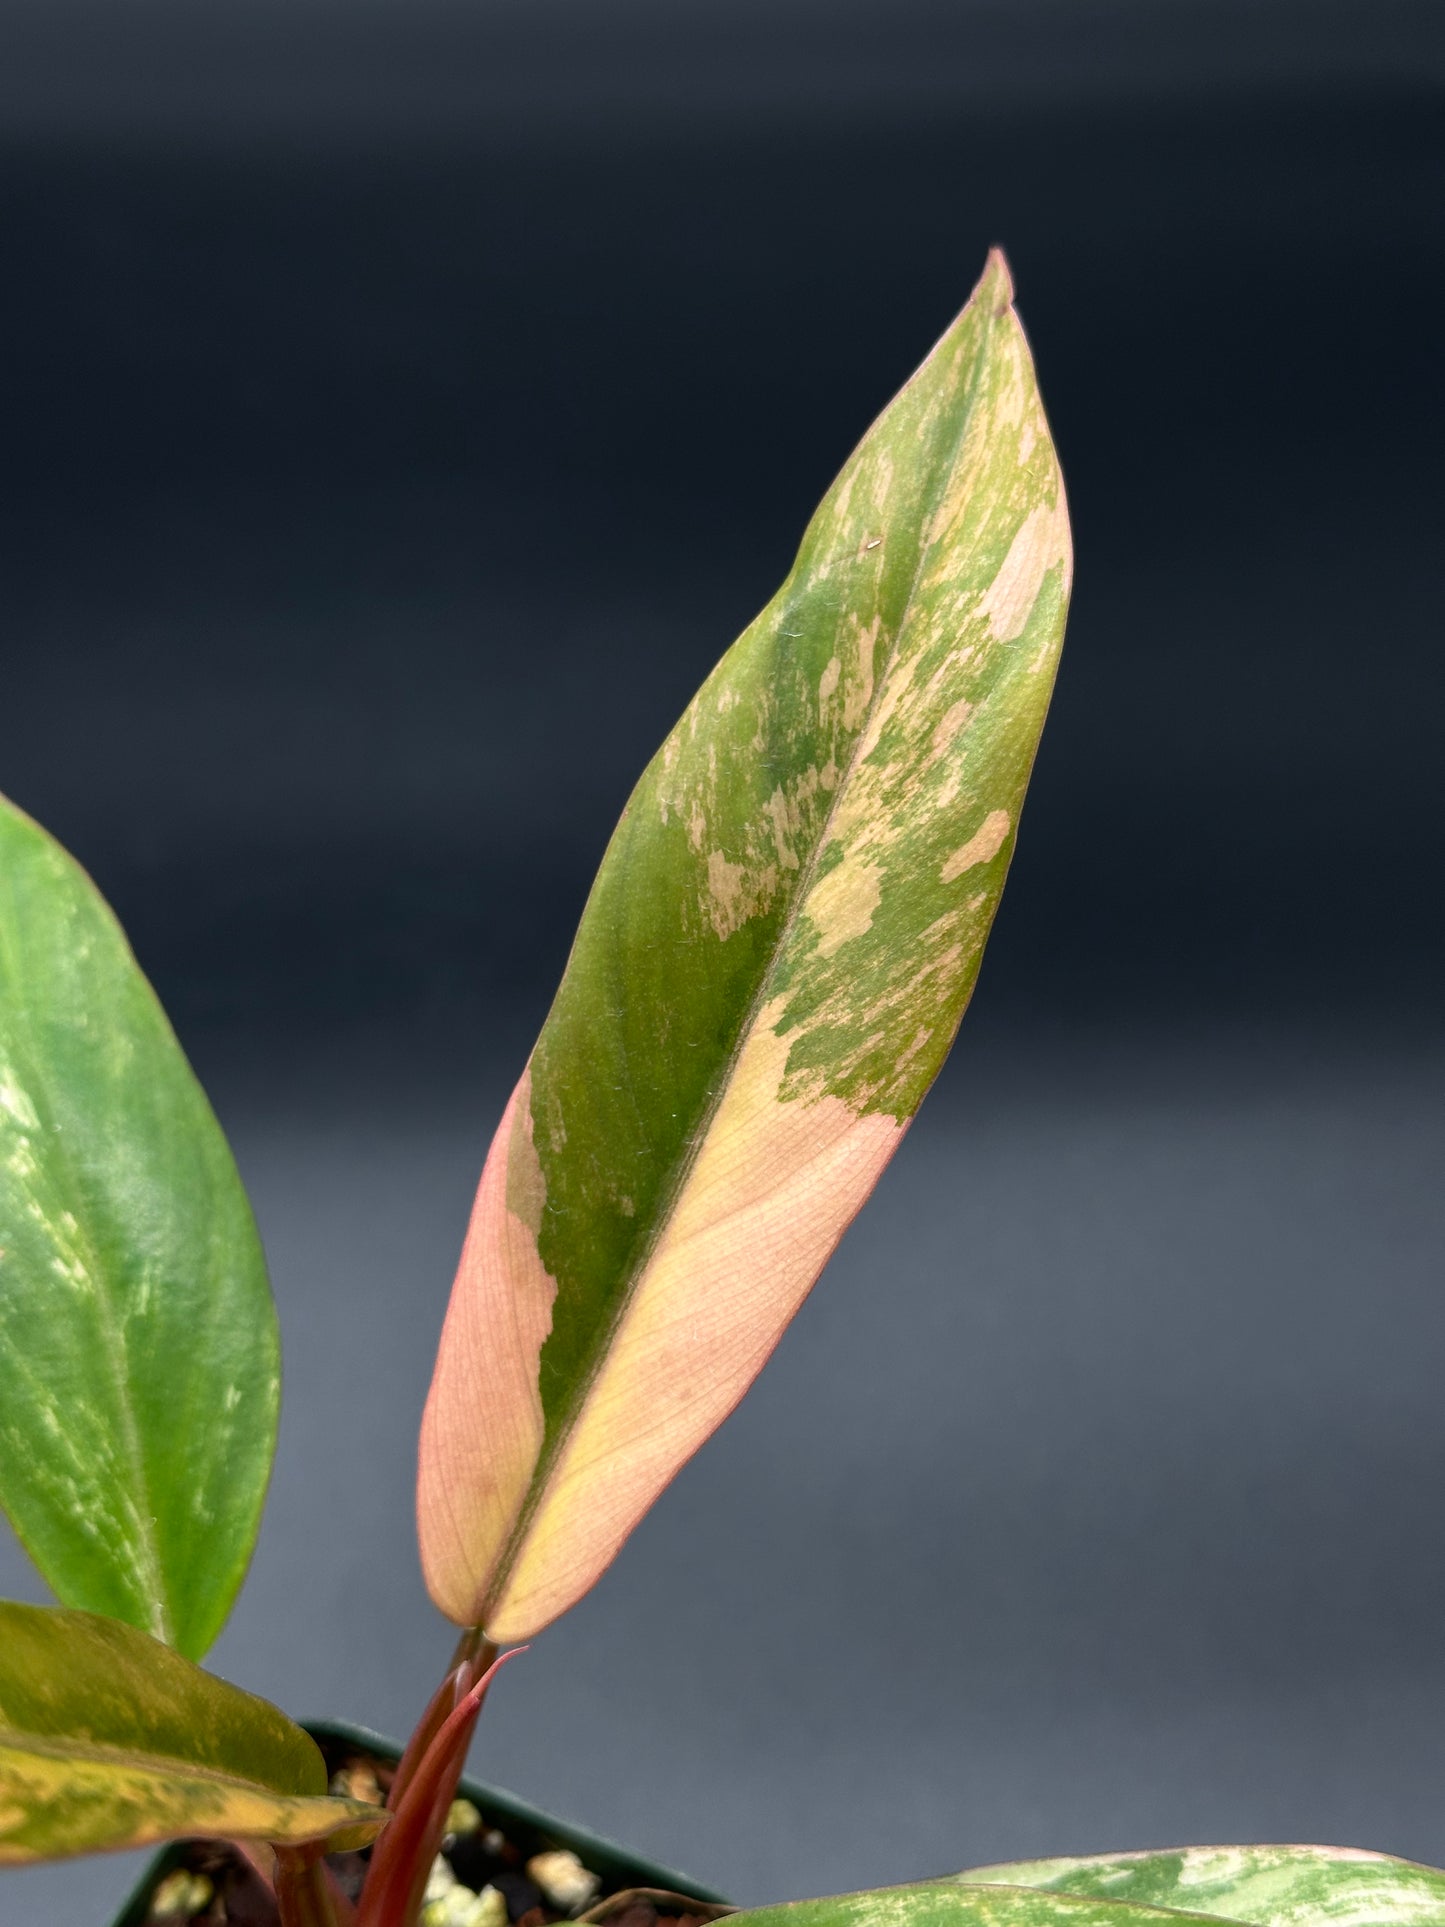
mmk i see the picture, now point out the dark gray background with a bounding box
[1,2,1443,1920]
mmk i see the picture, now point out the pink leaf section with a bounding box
[418,1073,557,1625]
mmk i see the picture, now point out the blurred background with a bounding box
[1,1,1443,1919]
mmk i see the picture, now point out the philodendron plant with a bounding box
[0,249,1439,1927]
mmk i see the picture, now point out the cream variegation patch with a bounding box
[705,849,778,940]
[974,494,1070,644]
[807,854,884,958]
[940,809,1011,883]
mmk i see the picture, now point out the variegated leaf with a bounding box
[0,1602,387,1863]
[959,1847,1445,1927]
[419,250,1072,1638]
[0,795,277,1659]
[724,1880,1235,1927]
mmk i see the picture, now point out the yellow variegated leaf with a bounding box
[0,1602,386,1864]
[419,250,1071,1639]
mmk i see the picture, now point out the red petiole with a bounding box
[354,1644,527,1927]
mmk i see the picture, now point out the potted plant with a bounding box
[1,249,1439,1927]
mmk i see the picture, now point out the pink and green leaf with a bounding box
[418,249,1072,1640]
[0,1602,386,1864]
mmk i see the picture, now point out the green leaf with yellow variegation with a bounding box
[0,794,278,1660]
[724,1881,1244,1927]
[419,249,1072,1639]
[0,1602,387,1864]
[958,1846,1445,1927]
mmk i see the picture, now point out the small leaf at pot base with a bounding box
[419,248,1073,1640]
[958,1846,1445,1927]
[0,1602,387,1864]
[0,795,279,1660]
[723,1880,1239,1927]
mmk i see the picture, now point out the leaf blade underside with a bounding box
[0,1602,385,1864]
[0,796,278,1659]
[959,1847,1445,1927]
[419,249,1072,1639]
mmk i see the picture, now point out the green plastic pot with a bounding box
[114,1719,731,1925]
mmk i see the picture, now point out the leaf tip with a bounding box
[976,246,1015,316]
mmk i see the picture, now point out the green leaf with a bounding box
[0,1601,387,1863]
[0,796,278,1658]
[726,1880,1238,1927]
[959,1846,1445,1927]
[419,250,1072,1638]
